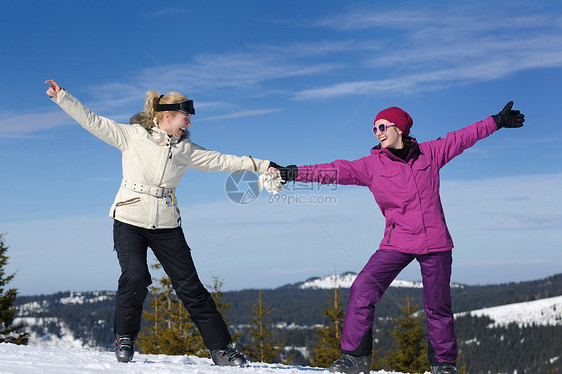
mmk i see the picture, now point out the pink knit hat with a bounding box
[374,106,413,137]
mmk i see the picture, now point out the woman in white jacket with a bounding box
[45,80,276,366]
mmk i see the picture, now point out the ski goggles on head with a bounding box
[372,122,396,135]
[156,98,195,115]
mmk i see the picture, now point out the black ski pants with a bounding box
[112,220,231,350]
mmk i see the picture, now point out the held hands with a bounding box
[45,80,62,98]
[268,162,298,183]
[259,161,297,194]
[492,101,525,129]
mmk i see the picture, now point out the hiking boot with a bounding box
[329,353,372,374]
[431,364,458,374]
[113,335,135,363]
[210,346,248,367]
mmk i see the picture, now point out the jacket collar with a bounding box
[371,139,420,162]
[149,126,181,146]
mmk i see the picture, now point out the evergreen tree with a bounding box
[457,353,467,374]
[208,275,241,343]
[243,289,284,363]
[0,234,28,345]
[136,270,163,353]
[371,340,386,370]
[311,286,344,367]
[137,263,205,356]
[385,296,429,373]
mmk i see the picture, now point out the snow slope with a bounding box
[456,295,562,327]
[13,317,88,349]
[0,343,422,374]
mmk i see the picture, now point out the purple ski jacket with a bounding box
[296,117,498,255]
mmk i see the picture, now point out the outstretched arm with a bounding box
[272,158,371,186]
[45,80,135,150]
[428,101,525,168]
[188,142,272,174]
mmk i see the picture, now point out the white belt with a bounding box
[121,180,175,198]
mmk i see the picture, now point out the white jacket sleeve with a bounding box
[188,142,270,174]
[51,89,135,151]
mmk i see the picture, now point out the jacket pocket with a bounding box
[412,156,430,171]
[112,197,141,218]
[387,222,395,244]
[115,197,141,207]
[379,169,399,178]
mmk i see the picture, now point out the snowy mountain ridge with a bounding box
[14,295,562,351]
[298,272,464,290]
[17,291,115,316]
[455,295,562,327]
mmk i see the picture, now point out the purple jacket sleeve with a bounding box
[296,157,372,186]
[424,116,498,169]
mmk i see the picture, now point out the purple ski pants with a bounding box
[341,248,456,365]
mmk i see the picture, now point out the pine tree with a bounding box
[208,275,241,344]
[457,353,467,374]
[385,296,429,373]
[371,344,386,370]
[311,286,344,367]
[136,270,163,353]
[243,289,284,363]
[137,263,205,356]
[0,234,29,345]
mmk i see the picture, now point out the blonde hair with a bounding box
[144,90,188,125]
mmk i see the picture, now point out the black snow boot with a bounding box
[431,364,458,374]
[329,353,372,374]
[210,346,248,367]
[113,335,135,363]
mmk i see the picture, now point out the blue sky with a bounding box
[1,1,561,295]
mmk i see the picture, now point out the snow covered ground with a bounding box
[0,343,421,374]
[456,295,562,327]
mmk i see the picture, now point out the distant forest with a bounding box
[15,273,562,373]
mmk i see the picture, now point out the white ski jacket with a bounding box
[52,89,270,229]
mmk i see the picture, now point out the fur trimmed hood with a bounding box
[129,112,190,139]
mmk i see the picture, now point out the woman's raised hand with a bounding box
[45,80,62,98]
[492,101,525,129]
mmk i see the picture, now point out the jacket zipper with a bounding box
[409,164,430,252]
[152,143,173,228]
[388,222,395,244]
[157,144,173,187]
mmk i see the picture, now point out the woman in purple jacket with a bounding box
[274,102,524,374]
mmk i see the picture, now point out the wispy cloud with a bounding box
[0,110,73,136]
[441,173,562,234]
[311,9,431,31]
[9,4,562,135]
[249,40,383,57]
[136,53,341,93]
[292,42,562,100]
[294,6,562,100]
[82,49,343,112]
[197,108,283,122]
